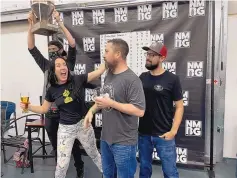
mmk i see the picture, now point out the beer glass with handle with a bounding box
[20,92,30,113]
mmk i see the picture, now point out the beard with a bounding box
[105,62,109,69]
[145,61,159,71]
[105,60,118,71]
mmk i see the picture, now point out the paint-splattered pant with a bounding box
[55,119,102,178]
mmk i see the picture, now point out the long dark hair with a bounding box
[47,56,73,87]
[47,56,83,104]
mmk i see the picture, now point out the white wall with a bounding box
[0,21,49,140]
[228,1,237,15]
[223,1,237,158]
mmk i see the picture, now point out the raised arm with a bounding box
[73,64,105,89]
[87,63,106,83]
[27,11,50,72]
[27,11,35,50]
[53,10,76,70]
[53,10,75,48]
[67,46,76,71]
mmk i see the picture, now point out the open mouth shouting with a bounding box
[60,71,67,79]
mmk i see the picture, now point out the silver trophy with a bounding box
[30,0,59,36]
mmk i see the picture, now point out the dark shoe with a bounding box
[76,167,84,178]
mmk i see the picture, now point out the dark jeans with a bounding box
[138,134,179,178]
[45,115,84,170]
[100,140,137,178]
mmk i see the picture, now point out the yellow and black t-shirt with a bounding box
[45,74,88,125]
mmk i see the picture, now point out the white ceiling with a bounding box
[1,1,237,15]
[0,0,122,12]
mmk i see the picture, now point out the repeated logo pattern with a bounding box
[56,0,208,165]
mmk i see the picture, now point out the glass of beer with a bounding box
[20,92,30,113]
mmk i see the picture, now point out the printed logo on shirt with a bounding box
[162,62,176,74]
[83,37,95,52]
[71,11,84,26]
[174,31,191,48]
[74,64,86,75]
[177,147,188,164]
[185,120,202,136]
[151,33,164,44]
[85,88,95,102]
[162,1,178,20]
[114,7,128,23]
[63,89,73,103]
[93,9,105,25]
[101,83,115,112]
[187,61,203,77]
[95,113,102,127]
[189,0,206,17]
[137,4,152,21]
[154,85,163,92]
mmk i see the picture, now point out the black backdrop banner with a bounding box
[54,0,209,166]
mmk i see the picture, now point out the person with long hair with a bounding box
[20,56,105,178]
[27,10,86,178]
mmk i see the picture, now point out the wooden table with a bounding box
[26,119,54,173]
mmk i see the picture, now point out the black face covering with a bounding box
[49,51,60,60]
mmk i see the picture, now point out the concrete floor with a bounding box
[1,145,236,178]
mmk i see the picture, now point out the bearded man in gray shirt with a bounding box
[84,39,146,178]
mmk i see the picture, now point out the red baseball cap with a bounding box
[142,42,167,57]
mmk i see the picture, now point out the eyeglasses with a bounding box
[144,52,161,58]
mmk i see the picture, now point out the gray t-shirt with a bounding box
[101,68,146,145]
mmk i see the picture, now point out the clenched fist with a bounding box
[28,11,34,26]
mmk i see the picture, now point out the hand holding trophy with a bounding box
[52,9,61,23]
[28,11,34,26]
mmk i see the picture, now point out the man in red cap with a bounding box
[138,42,184,178]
